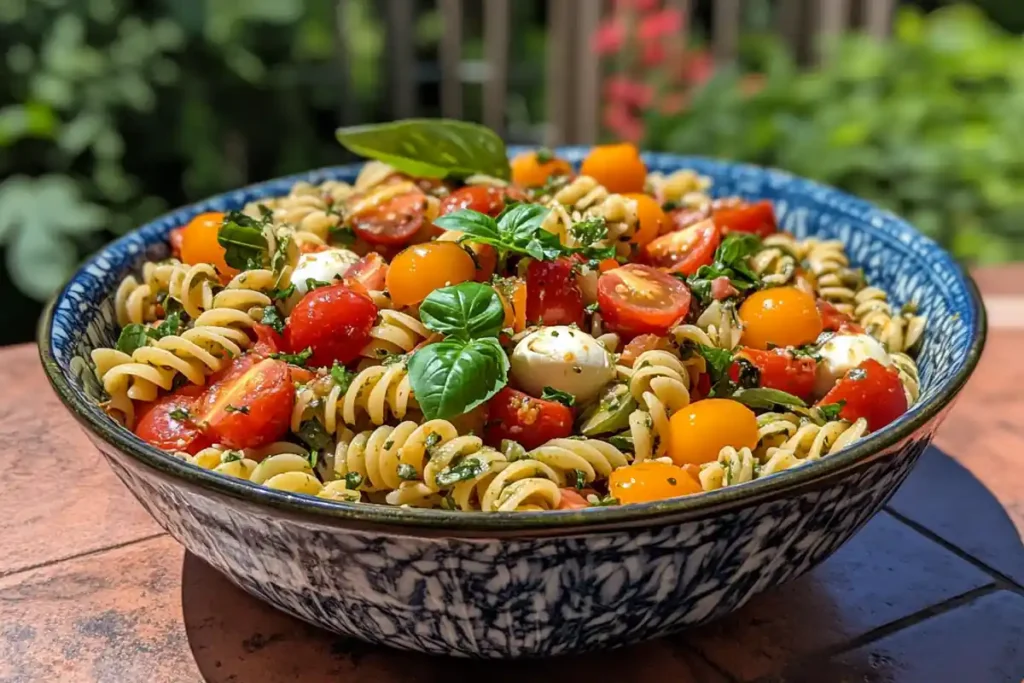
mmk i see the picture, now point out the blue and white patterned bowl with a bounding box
[39,150,986,658]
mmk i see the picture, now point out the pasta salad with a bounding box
[92,119,925,512]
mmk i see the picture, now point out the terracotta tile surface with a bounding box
[970,264,1024,296]
[0,346,161,577]
[686,511,994,681]
[765,590,1024,683]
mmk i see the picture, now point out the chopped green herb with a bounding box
[590,494,620,507]
[397,463,418,480]
[270,284,296,301]
[569,217,608,248]
[221,450,243,463]
[224,404,250,414]
[116,324,150,355]
[169,408,191,422]
[535,147,554,164]
[849,368,867,381]
[330,224,357,246]
[305,277,333,292]
[607,433,634,452]
[434,457,487,487]
[541,386,576,407]
[270,347,313,367]
[383,440,395,450]
[585,302,599,314]
[218,211,270,271]
[296,419,331,451]
[270,233,292,275]
[684,233,763,305]
[571,469,587,490]
[261,305,286,334]
[343,472,363,490]
[818,400,846,421]
[308,449,319,469]
[331,362,355,392]
[424,432,442,450]
[731,387,808,411]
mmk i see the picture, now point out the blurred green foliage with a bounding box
[645,4,1024,265]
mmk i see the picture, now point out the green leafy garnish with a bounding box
[221,450,243,463]
[343,472,363,490]
[331,362,355,393]
[305,277,333,292]
[296,419,331,451]
[308,449,319,469]
[169,408,191,422]
[330,224,357,246]
[269,284,296,301]
[569,217,608,247]
[217,211,269,271]
[436,204,563,263]
[408,338,508,420]
[224,404,250,414]
[434,457,487,487]
[817,401,846,421]
[571,469,587,490]
[535,147,554,164]
[590,494,620,507]
[270,233,291,276]
[607,433,635,453]
[418,282,505,340]
[116,324,149,354]
[336,119,510,180]
[261,306,285,334]
[397,463,418,481]
[148,311,183,340]
[685,233,762,305]
[731,387,808,411]
[270,347,313,367]
[541,386,576,407]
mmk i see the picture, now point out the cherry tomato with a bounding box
[180,212,236,278]
[668,207,710,233]
[386,242,477,307]
[730,347,818,400]
[622,193,667,248]
[580,143,647,194]
[436,231,497,282]
[484,387,573,451]
[284,283,377,367]
[493,277,528,333]
[251,323,284,357]
[618,333,672,367]
[525,258,585,327]
[817,299,865,334]
[198,358,295,450]
[597,264,691,337]
[169,227,185,260]
[350,190,429,246]
[643,218,720,276]
[739,287,823,350]
[609,461,702,505]
[668,399,759,466]
[510,150,573,188]
[134,385,211,455]
[692,372,712,402]
[598,258,620,273]
[819,359,908,432]
[300,242,328,255]
[556,488,592,510]
[439,186,508,217]
[344,252,388,292]
[713,200,777,238]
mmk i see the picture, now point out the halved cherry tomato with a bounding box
[739,287,823,350]
[692,372,712,402]
[643,218,720,276]
[597,264,691,337]
[198,358,295,450]
[729,347,818,401]
[493,277,528,333]
[713,200,777,238]
[817,299,865,334]
[344,252,388,292]
[510,150,573,188]
[439,186,508,217]
[134,385,211,455]
[608,461,702,505]
[556,488,593,510]
[525,258,585,327]
[180,212,236,278]
[622,193,667,249]
[819,359,908,432]
[668,399,759,466]
[618,333,672,367]
[284,283,378,367]
[349,189,429,246]
[169,227,185,260]
[667,207,710,233]
[483,387,573,451]
[386,242,477,307]
[251,323,284,357]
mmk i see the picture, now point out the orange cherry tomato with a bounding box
[134,385,211,455]
[510,150,573,188]
[739,287,823,350]
[385,242,477,307]
[643,218,720,276]
[713,200,777,238]
[596,264,691,337]
[819,359,908,432]
[198,358,295,451]
[580,143,647,194]
[493,277,528,333]
[668,399,759,466]
[622,193,667,248]
[609,461,702,505]
[598,258,620,273]
[556,488,592,510]
[179,212,236,278]
[436,231,497,282]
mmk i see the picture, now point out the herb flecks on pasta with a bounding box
[93,120,926,511]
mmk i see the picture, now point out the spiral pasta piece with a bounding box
[616,350,692,462]
[890,352,921,405]
[767,417,868,462]
[292,361,415,436]
[541,176,638,257]
[360,310,431,362]
[803,239,864,315]
[853,287,927,354]
[645,169,712,207]
[695,300,744,350]
[699,447,757,491]
[331,420,455,496]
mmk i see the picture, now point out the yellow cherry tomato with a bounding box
[668,399,759,466]
[179,211,236,278]
[622,193,667,249]
[738,286,823,350]
[510,150,573,188]
[609,460,702,505]
[385,242,476,307]
[580,143,647,194]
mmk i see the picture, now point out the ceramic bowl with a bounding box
[39,150,986,658]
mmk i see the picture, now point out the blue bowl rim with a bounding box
[38,152,988,535]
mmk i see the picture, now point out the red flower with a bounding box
[658,92,688,115]
[603,102,645,142]
[593,18,626,55]
[638,9,683,41]
[641,42,667,66]
[604,76,654,107]
[680,49,715,85]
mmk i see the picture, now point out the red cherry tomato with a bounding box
[667,207,710,233]
[350,190,429,246]
[439,186,509,217]
[198,358,295,450]
[618,333,672,367]
[819,359,908,432]
[251,323,284,357]
[344,252,388,292]
[556,488,595,510]
[284,283,377,368]
[817,299,865,334]
[169,227,185,260]
[484,387,574,451]
[134,385,211,454]
[729,347,818,400]
[525,258,585,327]
[597,264,692,337]
[643,218,720,276]
[713,200,777,238]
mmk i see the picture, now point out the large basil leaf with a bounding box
[433,209,501,240]
[418,282,505,340]
[335,119,510,180]
[408,337,508,420]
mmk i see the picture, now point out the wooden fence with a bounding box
[343,0,897,145]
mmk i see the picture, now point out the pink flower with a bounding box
[641,42,667,66]
[593,19,626,55]
[604,76,654,107]
[613,0,661,11]
[680,50,714,85]
[603,102,645,142]
[638,9,683,41]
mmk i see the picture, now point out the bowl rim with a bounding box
[38,154,988,535]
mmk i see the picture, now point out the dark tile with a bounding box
[888,446,1024,586]
[687,512,993,681]
[767,590,1024,683]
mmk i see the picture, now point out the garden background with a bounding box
[2,0,1022,344]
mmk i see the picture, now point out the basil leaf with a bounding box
[500,202,550,240]
[148,310,182,340]
[261,305,285,334]
[296,419,331,451]
[218,212,268,271]
[685,233,763,305]
[116,324,149,354]
[433,209,501,240]
[607,433,634,452]
[419,282,505,340]
[434,457,487,487]
[732,387,808,410]
[817,400,846,421]
[336,119,510,180]
[407,337,508,420]
[541,386,576,406]
[569,217,608,247]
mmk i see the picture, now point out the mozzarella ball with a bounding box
[814,333,892,398]
[290,248,360,298]
[510,326,615,403]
